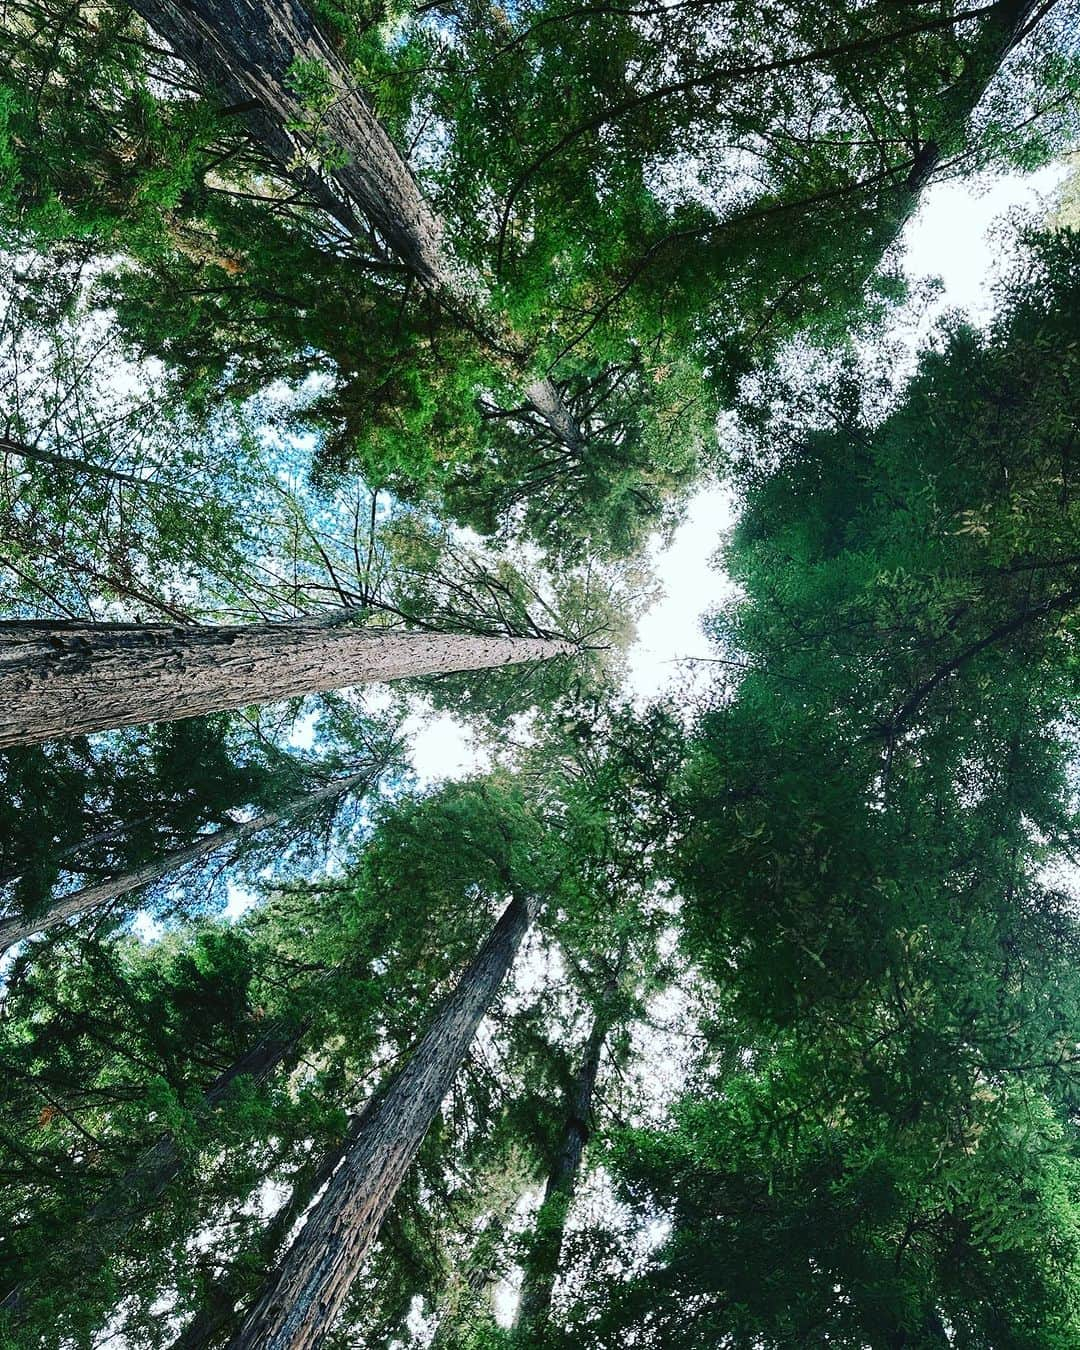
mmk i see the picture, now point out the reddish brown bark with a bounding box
[124,0,583,445]
[227,888,540,1350]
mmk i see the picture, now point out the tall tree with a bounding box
[512,1008,607,1345]
[0,767,374,950]
[0,778,505,1344]
[6,0,1070,559]
[228,884,539,1350]
[108,0,588,449]
[569,229,1080,1346]
[0,617,572,746]
[0,717,276,914]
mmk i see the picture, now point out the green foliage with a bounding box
[563,229,1080,1348]
[4,0,1080,1343]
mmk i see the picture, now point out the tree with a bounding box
[7,1,1080,1344]
[227,884,539,1350]
[6,0,1071,559]
[0,767,374,950]
[426,0,1077,393]
[512,1010,608,1345]
[0,617,573,746]
[0,255,288,623]
[0,717,276,918]
[0,777,518,1345]
[567,229,1080,1346]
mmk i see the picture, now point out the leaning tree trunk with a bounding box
[124,0,583,447]
[905,0,1041,196]
[227,888,540,1350]
[0,436,158,488]
[865,0,1043,265]
[0,770,370,951]
[513,1014,606,1342]
[170,1111,369,1350]
[0,618,572,747]
[126,0,447,288]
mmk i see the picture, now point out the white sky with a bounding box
[408,162,1070,784]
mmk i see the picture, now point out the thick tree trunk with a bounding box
[170,1120,361,1350]
[513,1014,605,1341]
[124,0,584,448]
[0,618,572,747]
[227,888,540,1350]
[0,770,369,951]
[172,1081,393,1350]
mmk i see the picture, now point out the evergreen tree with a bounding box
[5,0,1080,1342]
[571,230,1080,1348]
[0,616,573,746]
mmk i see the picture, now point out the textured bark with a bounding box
[0,618,573,747]
[170,1111,369,1350]
[124,0,585,448]
[513,1014,605,1341]
[126,0,449,290]
[227,888,540,1350]
[0,770,369,951]
[523,380,584,454]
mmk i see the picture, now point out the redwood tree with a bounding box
[228,886,540,1350]
[0,618,572,747]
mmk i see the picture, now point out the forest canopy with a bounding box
[2,0,1080,1346]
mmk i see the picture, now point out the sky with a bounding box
[407,161,1071,785]
[83,158,1075,949]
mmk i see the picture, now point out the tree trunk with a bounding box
[0,436,157,489]
[513,1014,605,1342]
[908,0,1041,194]
[0,618,572,747]
[428,1216,508,1350]
[0,770,370,951]
[869,0,1043,265]
[226,888,540,1350]
[523,380,584,454]
[124,0,584,448]
[428,1150,538,1350]
[126,0,450,291]
[170,1111,369,1350]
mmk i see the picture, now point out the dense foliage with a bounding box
[3,0,1080,1345]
